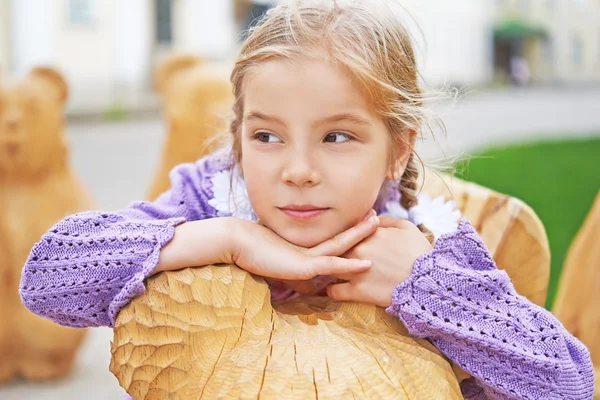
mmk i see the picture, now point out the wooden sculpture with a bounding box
[597,369,600,400]
[0,67,92,381]
[0,228,13,381]
[147,53,233,201]
[110,173,550,399]
[552,191,600,398]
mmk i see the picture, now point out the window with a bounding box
[68,0,95,24]
[572,36,583,65]
[546,0,555,11]
[598,31,600,61]
[543,38,554,64]
[155,0,173,44]
[573,0,586,10]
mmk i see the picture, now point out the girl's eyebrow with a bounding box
[244,111,373,128]
[244,111,284,125]
[319,113,373,127]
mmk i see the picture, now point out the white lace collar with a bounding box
[208,167,461,240]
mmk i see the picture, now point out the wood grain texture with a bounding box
[111,266,463,400]
[553,192,600,367]
[596,367,600,400]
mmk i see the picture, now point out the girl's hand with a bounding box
[231,210,380,281]
[326,217,433,308]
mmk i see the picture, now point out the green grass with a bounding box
[455,136,600,309]
[103,102,130,121]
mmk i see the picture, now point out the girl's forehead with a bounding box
[243,58,370,109]
[249,56,352,82]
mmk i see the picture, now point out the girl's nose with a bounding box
[282,151,321,187]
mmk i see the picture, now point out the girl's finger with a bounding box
[326,272,353,282]
[377,216,413,229]
[307,212,379,257]
[326,282,356,302]
[361,209,377,221]
[266,256,370,281]
[307,256,371,278]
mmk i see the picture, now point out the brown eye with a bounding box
[324,132,351,143]
[254,132,281,143]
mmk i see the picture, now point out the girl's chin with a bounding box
[286,237,323,248]
[259,218,346,248]
[277,228,338,248]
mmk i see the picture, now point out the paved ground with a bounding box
[2,87,600,400]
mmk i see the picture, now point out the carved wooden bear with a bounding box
[148,53,233,200]
[0,67,93,381]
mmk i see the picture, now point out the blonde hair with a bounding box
[230,0,435,242]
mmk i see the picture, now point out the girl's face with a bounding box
[241,58,395,248]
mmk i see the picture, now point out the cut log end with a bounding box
[111,266,462,400]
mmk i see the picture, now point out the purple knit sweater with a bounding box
[19,150,594,400]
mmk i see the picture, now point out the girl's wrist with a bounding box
[153,217,247,275]
[229,218,263,264]
[218,217,254,265]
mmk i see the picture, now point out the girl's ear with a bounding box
[386,129,417,180]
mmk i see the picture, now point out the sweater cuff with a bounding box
[385,219,491,338]
[107,217,185,326]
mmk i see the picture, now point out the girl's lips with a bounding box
[278,208,329,220]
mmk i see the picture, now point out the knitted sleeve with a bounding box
[19,152,229,329]
[386,220,594,400]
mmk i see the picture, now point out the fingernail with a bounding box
[362,209,375,221]
[359,260,372,267]
[368,214,379,223]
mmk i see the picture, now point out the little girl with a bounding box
[19,1,593,399]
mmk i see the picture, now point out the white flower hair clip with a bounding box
[208,167,258,222]
[380,194,461,240]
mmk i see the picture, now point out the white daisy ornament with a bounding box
[208,168,258,222]
[380,193,461,240]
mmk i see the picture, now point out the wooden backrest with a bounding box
[552,192,600,368]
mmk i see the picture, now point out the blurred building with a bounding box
[0,0,598,116]
[400,0,496,88]
[0,1,9,71]
[493,0,600,84]
[0,0,236,114]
